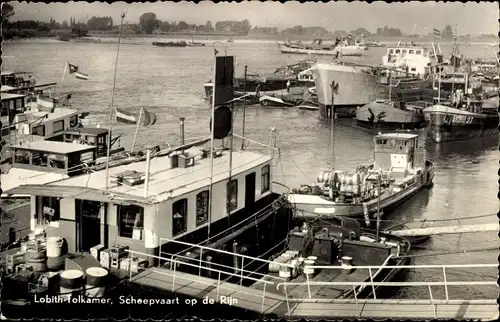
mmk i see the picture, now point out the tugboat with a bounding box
[287,132,434,226]
[356,100,429,131]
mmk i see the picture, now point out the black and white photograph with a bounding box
[1,1,498,320]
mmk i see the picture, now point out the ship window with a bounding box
[36,196,60,224]
[261,165,270,193]
[411,68,416,72]
[172,198,188,236]
[389,49,394,54]
[402,49,407,54]
[395,49,400,54]
[69,115,78,128]
[53,120,64,133]
[31,151,48,166]
[32,125,45,136]
[416,50,422,55]
[227,179,238,212]
[409,50,414,54]
[118,204,144,239]
[14,150,30,164]
[376,139,387,145]
[196,190,209,226]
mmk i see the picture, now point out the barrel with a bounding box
[85,267,108,298]
[303,259,315,277]
[46,237,63,258]
[278,263,291,281]
[306,256,317,261]
[25,248,48,272]
[59,270,84,300]
[269,257,286,273]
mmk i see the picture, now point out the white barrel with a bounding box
[280,253,291,259]
[341,256,353,267]
[268,257,285,273]
[303,259,315,276]
[306,256,317,261]
[46,237,63,258]
[60,270,84,289]
[278,264,291,280]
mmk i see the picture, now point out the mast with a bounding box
[376,173,382,240]
[104,13,125,191]
[329,81,336,172]
[207,54,217,241]
[451,23,458,95]
[240,65,247,150]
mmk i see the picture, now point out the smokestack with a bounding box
[179,117,185,146]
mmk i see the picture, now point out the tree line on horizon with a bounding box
[1,4,494,40]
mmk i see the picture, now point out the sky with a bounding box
[7,1,499,35]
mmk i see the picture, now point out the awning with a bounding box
[5,185,151,206]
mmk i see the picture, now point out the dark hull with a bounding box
[425,109,499,143]
[152,42,187,47]
[357,119,426,130]
[1,194,293,320]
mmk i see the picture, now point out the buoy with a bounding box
[46,237,63,258]
[85,267,108,298]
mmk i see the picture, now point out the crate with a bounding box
[130,258,149,273]
[109,245,129,259]
[90,244,105,261]
[110,257,120,269]
[120,258,131,271]
[100,256,110,269]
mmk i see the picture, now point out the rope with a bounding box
[274,130,313,182]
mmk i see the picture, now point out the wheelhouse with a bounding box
[45,127,120,157]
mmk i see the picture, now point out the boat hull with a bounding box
[279,44,365,57]
[288,165,434,227]
[356,102,426,130]
[423,105,499,143]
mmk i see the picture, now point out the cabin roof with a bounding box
[63,127,109,136]
[1,92,26,100]
[22,107,79,122]
[44,146,271,203]
[375,133,418,140]
[10,140,96,154]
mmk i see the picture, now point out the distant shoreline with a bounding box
[3,32,497,44]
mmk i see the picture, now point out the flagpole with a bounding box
[105,12,125,191]
[207,48,218,242]
[131,107,143,152]
[59,63,68,92]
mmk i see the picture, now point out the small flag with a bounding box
[433,28,441,38]
[115,108,137,124]
[75,71,89,80]
[116,107,157,126]
[37,94,55,113]
[67,63,79,74]
[214,48,219,55]
[142,108,157,126]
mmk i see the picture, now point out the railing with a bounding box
[128,240,497,318]
[125,247,291,315]
[275,263,497,317]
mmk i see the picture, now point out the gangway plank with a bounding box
[385,223,498,237]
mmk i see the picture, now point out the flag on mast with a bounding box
[66,62,89,80]
[116,107,157,126]
[433,28,441,38]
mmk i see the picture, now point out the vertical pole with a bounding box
[329,81,335,172]
[437,66,442,103]
[376,173,381,240]
[207,55,217,242]
[240,65,247,150]
[131,108,143,153]
[388,69,392,101]
[105,13,125,191]
[144,149,151,198]
[59,63,68,92]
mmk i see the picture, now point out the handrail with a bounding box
[277,280,496,290]
[159,237,295,268]
[308,263,497,269]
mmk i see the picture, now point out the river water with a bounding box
[3,39,498,300]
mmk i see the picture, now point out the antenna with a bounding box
[104,12,126,191]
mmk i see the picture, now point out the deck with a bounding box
[129,267,498,320]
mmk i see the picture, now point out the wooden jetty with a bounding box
[386,223,498,237]
[126,241,498,320]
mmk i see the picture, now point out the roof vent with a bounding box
[111,170,145,186]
